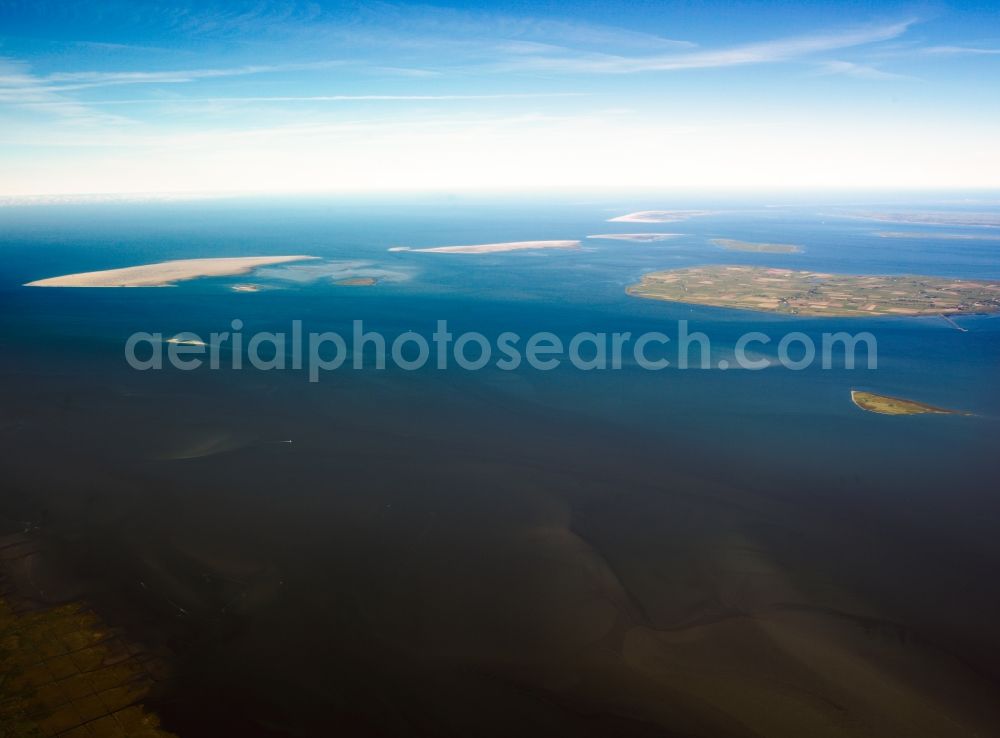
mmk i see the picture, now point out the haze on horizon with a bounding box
[1,0,999,197]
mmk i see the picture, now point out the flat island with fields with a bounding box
[851,391,967,416]
[25,256,317,287]
[627,265,1000,316]
[711,238,803,253]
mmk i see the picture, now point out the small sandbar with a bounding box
[335,277,377,286]
[627,265,1000,316]
[608,210,710,223]
[166,336,208,347]
[25,256,317,288]
[396,240,580,254]
[587,233,681,242]
[712,238,802,254]
[851,390,967,416]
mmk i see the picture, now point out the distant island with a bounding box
[25,256,317,288]
[586,233,681,242]
[335,277,377,286]
[851,391,967,416]
[849,212,1000,228]
[392,240,579,254]
[627,265,1000,316]
[608,210,711,223]
[876,231,1000,241]
[711,238,802,253]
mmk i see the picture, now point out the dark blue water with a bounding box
[1,194,999,736]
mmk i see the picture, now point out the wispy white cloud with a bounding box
[0,47,588,128]
[73,40,178,53]
[0,58,130,125]
[0,110,583,149]
[816,60,912,80]
[0,57,353,122]
[340,4,696,55]
[370,66,442,78]
[0,14,923,120]
[14,92,587,110]
[0,16,922,130]
[920,45,1000,56]
[39,60,346,91]
[491,19,918,73]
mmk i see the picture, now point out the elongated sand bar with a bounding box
[608,210,710,223]
[24,255,317,287]
[395,240,579,254]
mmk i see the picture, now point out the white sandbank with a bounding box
[166,337,208,347]
[608,210,710,223]
[24,256,317,288]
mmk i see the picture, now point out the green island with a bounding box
[626,265,1000,316]
[851,391,967,416]
[711,238,802,253]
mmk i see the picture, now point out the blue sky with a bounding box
[1,0,998,195]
